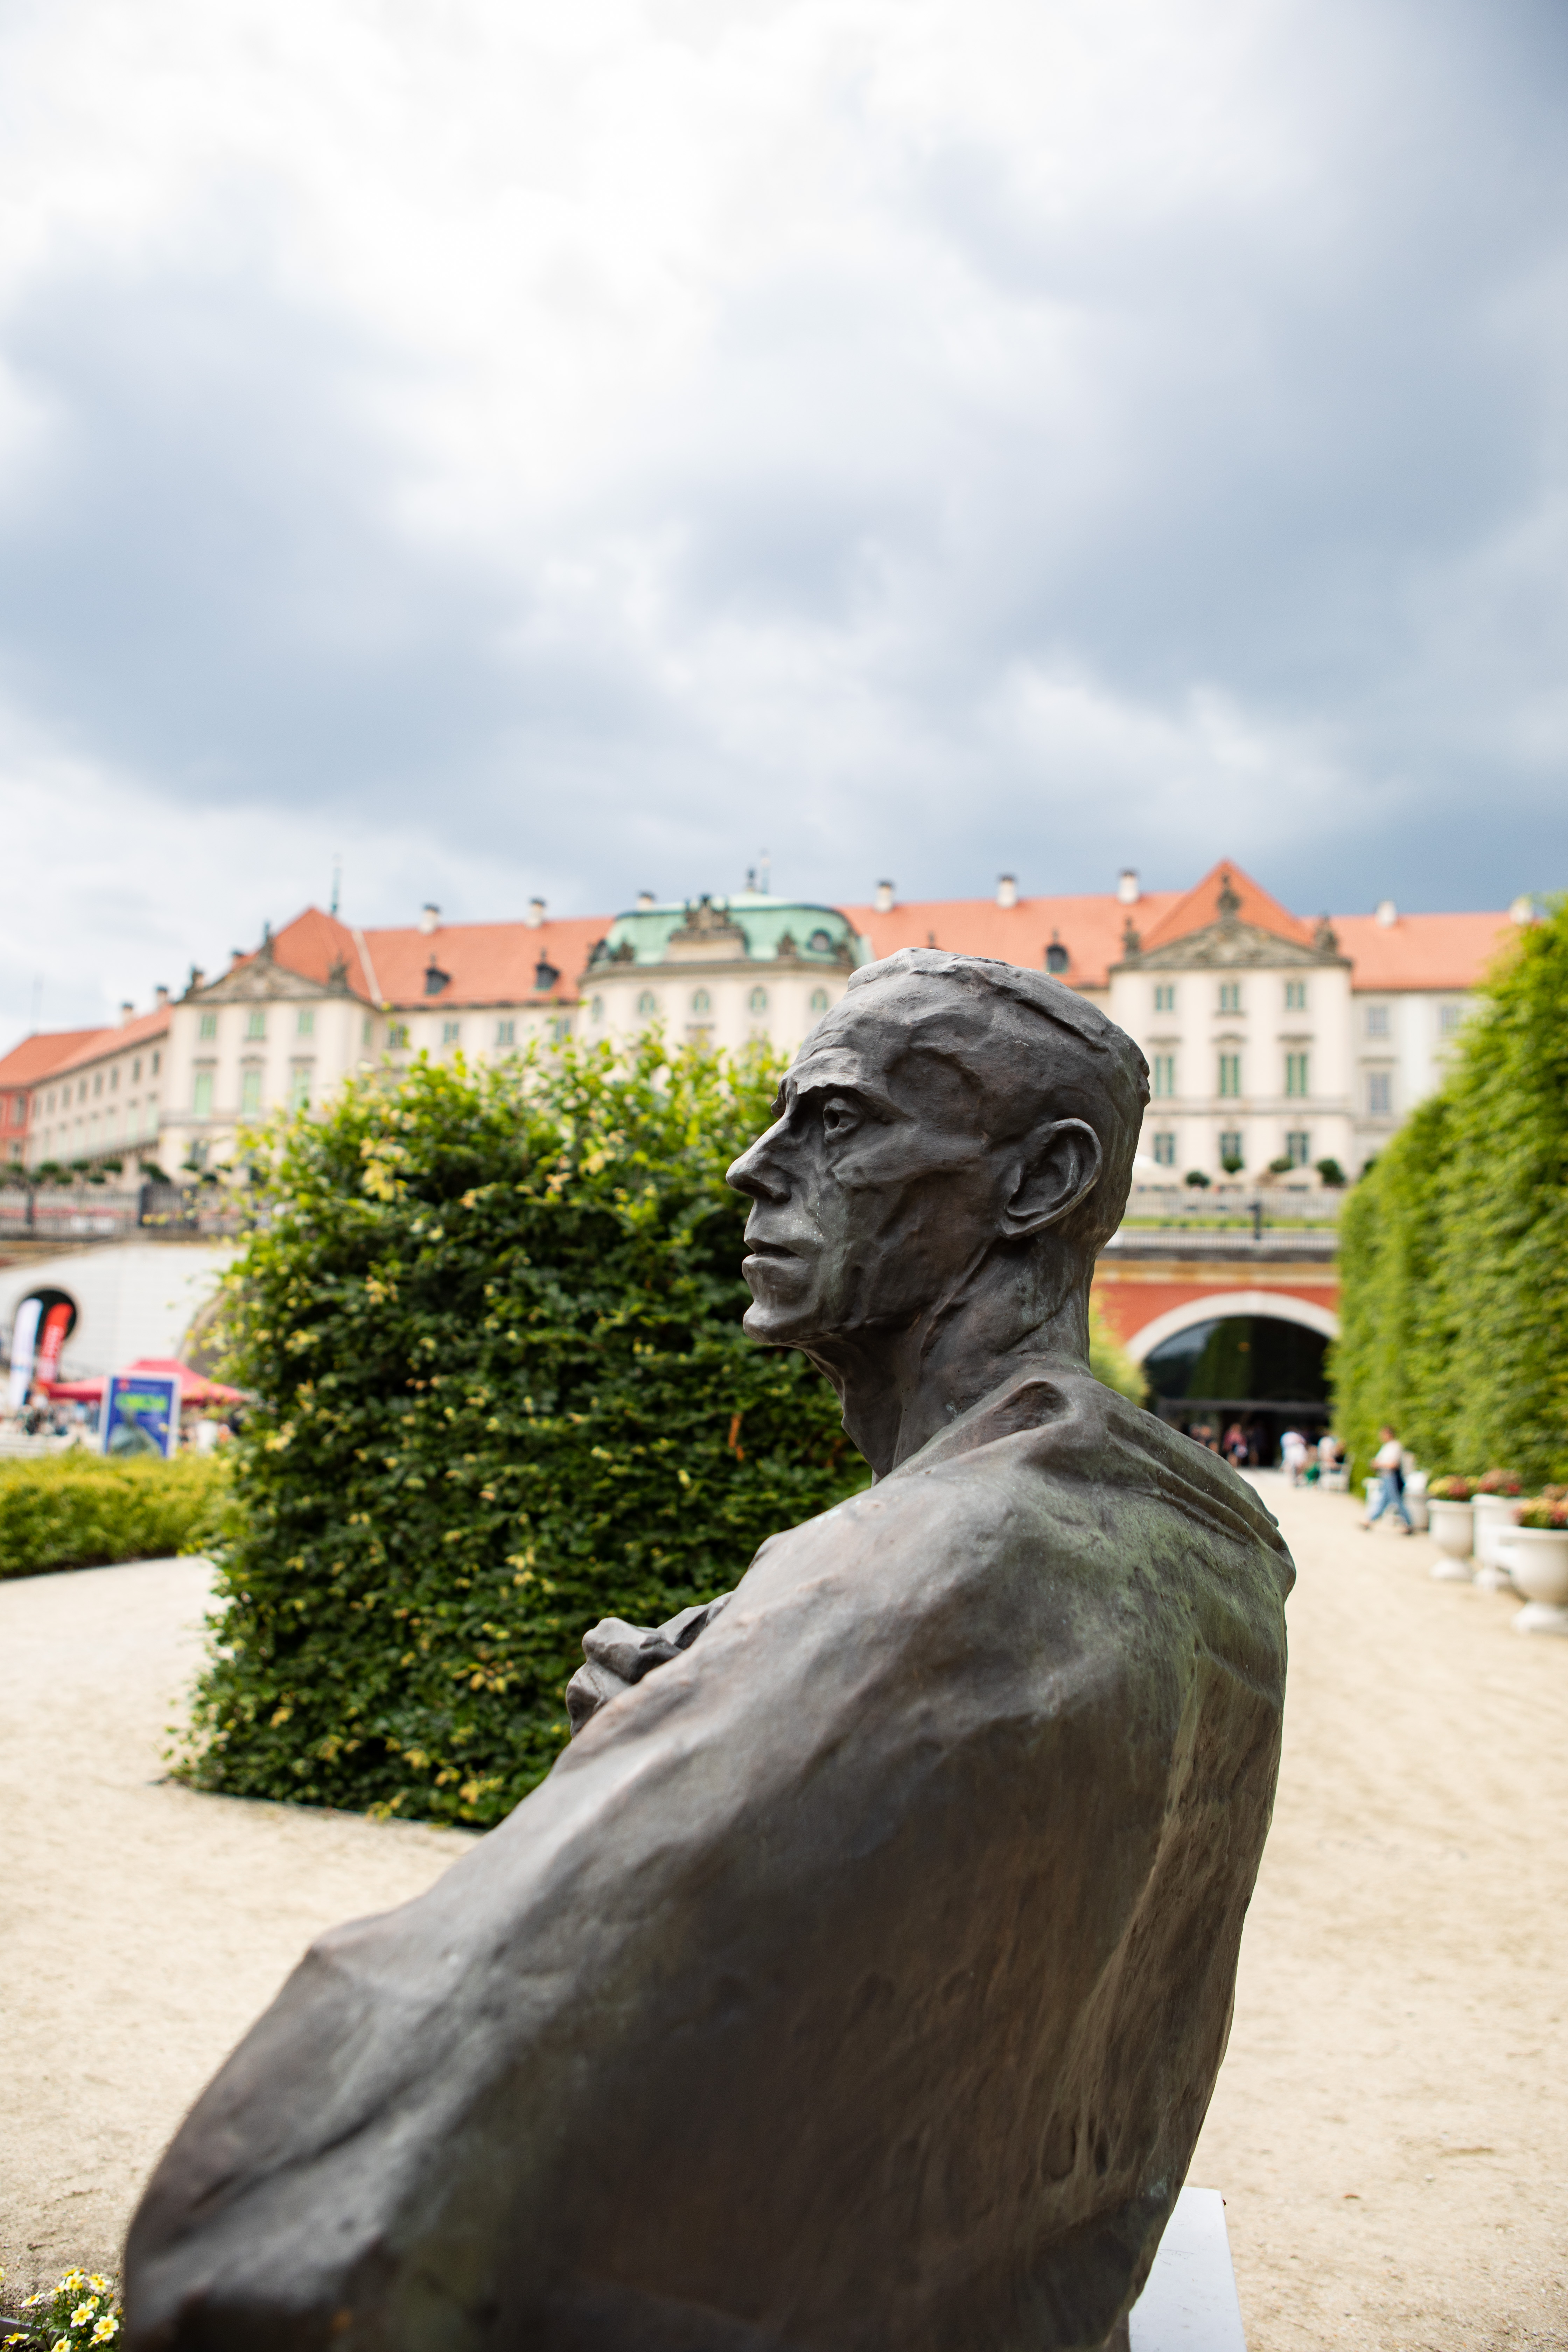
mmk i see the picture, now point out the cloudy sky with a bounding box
[2,0,1565,1045]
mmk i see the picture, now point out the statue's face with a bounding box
[726,977,1017,1350]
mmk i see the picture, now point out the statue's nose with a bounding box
[726,1133,790,1203]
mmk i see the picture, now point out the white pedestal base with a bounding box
[1430,1559,1473,1582]
[1472,1563,1514,1592]
[1513,1601,1568,1636]
[1105,2186,1247,2350]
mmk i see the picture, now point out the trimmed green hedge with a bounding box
[1332,899,1568,1489]
[180,1038,871,1827]
[0,1454,227,1578]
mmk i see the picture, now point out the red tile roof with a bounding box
[44,1006,170,1080]
[1137,860,1315,953]
[841,893,1183,992]
[0,1028,119,1091]
[1330,911,1518,992]
[247,882,1517,1016]
[263,908,613,1007]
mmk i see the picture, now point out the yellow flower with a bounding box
[92,2322,119,2345]
[87,2279,108,2294]
[72,2303,99,2325]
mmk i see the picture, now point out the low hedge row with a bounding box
[0,1454,227,1578]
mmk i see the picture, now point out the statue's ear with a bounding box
[998,1117,1102,1240]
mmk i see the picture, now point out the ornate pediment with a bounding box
[664,895,750,963]
[1125,917,1340,971]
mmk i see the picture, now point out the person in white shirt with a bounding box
[1280,1427,1308,1484]
[1360,1425,1412,1532]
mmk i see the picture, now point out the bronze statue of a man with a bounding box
[125,951,1293,2352]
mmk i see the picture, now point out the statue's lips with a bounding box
[741,1239,811,1282]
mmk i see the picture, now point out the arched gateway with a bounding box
[1120,1289,1339,1461]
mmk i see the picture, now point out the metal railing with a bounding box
[0,1184,251,1242]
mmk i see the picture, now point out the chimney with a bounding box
[1117,868,1140,905]
[188,967,205,994]
[636,891,655,912]
[1510,894,1535,926]
[996,875,1018,910]
[527,897,546,929]
[154,985,169,1010]
[419,903,440,935]
[120,1000,135,1025]
[875,880,895,914]
[1375,898,1397,928]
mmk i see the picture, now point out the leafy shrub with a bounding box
[0,1455,226,1580]
[1332,901,1568,1488]
[180,1038,872,1828]
[1087,1295,1148,1406]
[1514,1496,1568,1530]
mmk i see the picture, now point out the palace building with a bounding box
[1,860,1518,1186]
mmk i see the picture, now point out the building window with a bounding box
[151,1051,160,1076]
[246,1010,266,1040]
[496,1019,516,1047]
[1365,1004,1390,1038]
[1045,943,1070,975]
[110,1066,119,1091]
[749,986,768,1013]
[289,1064,312,1111]
[1152,1132,1176,1167]
[441,1020,461,1045]
[590,998,604,1024]
[809,988,828,1013]
[192,1068,215,1116]
[1438,1002,1463,1036]
[92,1072,103,1097]
[198,1011,218,1041]
[1218,1053,1241,1097]
[637,990,658,1016]
[240,1065,263,1116]
[1286,1130,1310,1167]
[808,929,834,954]
[1284,979,1307,1011]
[1153,983,1175,1013]
[1152,1054,1176,1098]
[387,1022,410,1049]
[1218,981,1241,1014]
[1285,1052,1309,1097]
[1367,1071,1392,1117]
[131,1059,141,1083]
[691,989,711,1014]
[296,1008,314,1037]
[10,1095,24,1126]
[1219,1131,1244,1170]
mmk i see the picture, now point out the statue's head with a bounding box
[727,950,1149,1355]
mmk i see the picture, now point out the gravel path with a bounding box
[2,1484,1566,2345]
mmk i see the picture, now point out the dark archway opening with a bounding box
[1141,1314,1331,1465]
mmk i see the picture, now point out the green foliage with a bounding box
[1088,1295,1148,1406]
[1331,903,1568,1489]
[0,1454,226,1579]
[181,1037,871,1828]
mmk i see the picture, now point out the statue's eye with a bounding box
[820,1097,859,1138]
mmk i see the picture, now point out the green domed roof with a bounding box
[590,892,869,969]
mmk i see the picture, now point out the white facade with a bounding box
[29,1010,170,1173]
[0,1240,237,1382]
[581,892,864,1059]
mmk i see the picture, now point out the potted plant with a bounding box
[1424,1476,1475,1578]
[1472,1470,1524,1589]
[1500,1495,1568,1635]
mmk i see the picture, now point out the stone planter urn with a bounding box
[1500,1529,1568,1635]
[1426,1498,1475,1582]
[1472,1493,1520,1591]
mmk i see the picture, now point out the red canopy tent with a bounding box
[44,1357,245,1407]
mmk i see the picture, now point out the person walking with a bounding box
[1280,1426,1308,1485]
[1360,1426,1413,1533]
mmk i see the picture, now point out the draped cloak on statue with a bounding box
[124,1363,1293,2352]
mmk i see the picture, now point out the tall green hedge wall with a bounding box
[1332,900,1568,1488]
[182,1038,871,1826]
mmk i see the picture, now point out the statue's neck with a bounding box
[805,1285,1091,1480]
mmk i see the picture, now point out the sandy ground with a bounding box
[2,1482,1566,2345]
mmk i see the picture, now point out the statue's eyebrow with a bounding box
[778,1071,905,1124]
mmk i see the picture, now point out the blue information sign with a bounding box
[101,1371,180,1460]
